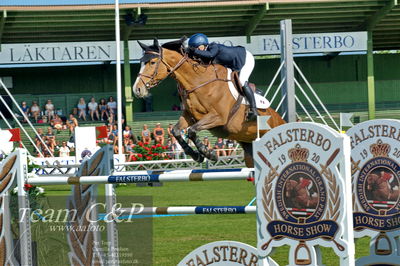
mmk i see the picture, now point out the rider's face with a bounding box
[198,45,206,51]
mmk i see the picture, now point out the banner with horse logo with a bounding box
[254,122,354,265]
[347,119,400,265]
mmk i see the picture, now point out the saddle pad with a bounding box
[227,69,270,109]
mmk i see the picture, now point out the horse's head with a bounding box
[133,38,163,98]
[133,37,187,98]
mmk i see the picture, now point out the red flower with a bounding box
[145,147,151,151]
[24,184,33,191]
[163,146,168,149]
[145,156,152,160]
[131,156,138,161]
[151,145,156,149]
[137,154,143,158]
[156,144,161,148]
[138,141,143,146]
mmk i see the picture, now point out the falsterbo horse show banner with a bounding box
[347,119,400,265]
[254,122,354,266]
[178,241,277,266]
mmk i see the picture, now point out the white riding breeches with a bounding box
[239,50,255,85]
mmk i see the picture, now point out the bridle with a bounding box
[137,47,188,89]
[137,47,231,99]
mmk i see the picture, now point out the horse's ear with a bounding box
[161,37,187,52]
[153,38,159,47]
[137,41,149,51]
[180,36,187,43]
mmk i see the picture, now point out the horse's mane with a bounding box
[161,36,187,54]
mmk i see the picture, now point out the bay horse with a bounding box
[133,38,285,167]
[366,172,399,202]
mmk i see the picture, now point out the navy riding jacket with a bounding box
[193,43,246,71]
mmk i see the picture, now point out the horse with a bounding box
[132,38,286,167]
[366,172,399,202]
[284,178,318,209]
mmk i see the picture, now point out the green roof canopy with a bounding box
[0,0,399,50]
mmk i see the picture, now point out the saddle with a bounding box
[231,71,259,95]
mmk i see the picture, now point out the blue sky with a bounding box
[1,0,217,6]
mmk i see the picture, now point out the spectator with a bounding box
[51,114,65,131]
[112,124,124,154]
[45,99,55,121]
[99,98,109,121]
[167,124,174,139]
[202,136,211,149]
[21,101,29,123]
[77,98,87,121]
[120,113,126,128]
[35,128,44,148]
[114,144,124,154]
[59,141,70,157]
[40,136,54,158]
[164,138,173,158]
[125,139,135,162]
[67,134,75,151]
[225,139,236,156]
[45,127,57,150]
[123,126,133,146]
[30,101,40,122]
[107,96,117,117]
[111,124,119,145]
[37,115,47,124]
[106,126,114,144]
[171,137,183,159]
[214,138,226,157]
[107,114,115,127]
[66,114,79,134]
[141,124,151,144]
[153,123,165,145]
[88,97,100,121]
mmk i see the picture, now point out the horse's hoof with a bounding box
[193,153,205,163]
[209,151,218,161]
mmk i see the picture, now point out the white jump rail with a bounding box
[115,206,257,215]
[27,168,254,185]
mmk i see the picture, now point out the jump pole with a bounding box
[115,206,256,215]
[27,168,254,185]
[16,148,33,266]
[280,19,296,123]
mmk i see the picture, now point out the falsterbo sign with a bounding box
[254,122,355,265]
[0,32,367,64]
[346,119,400,265]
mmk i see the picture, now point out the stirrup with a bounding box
[246,108,258,121]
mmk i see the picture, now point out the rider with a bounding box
[188,33,259,121]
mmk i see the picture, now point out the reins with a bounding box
[139,47,231,98]
[185,63,231,95]
[138,48,188,89]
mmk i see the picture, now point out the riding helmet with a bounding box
[188,33,209,48]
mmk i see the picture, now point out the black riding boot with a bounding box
[242,82,259,121]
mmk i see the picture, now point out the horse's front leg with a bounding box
[172,116,204,163]
[187,113,224,161]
